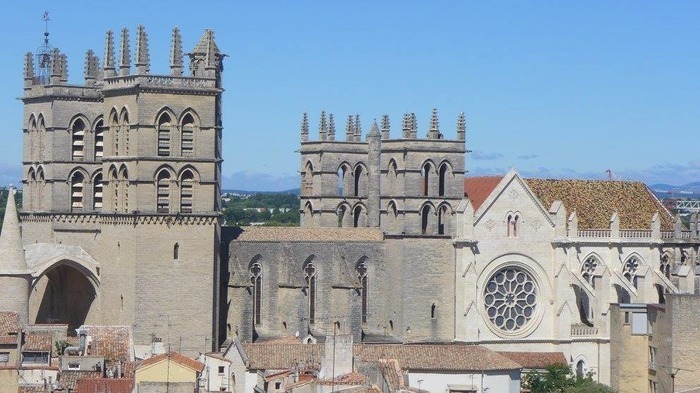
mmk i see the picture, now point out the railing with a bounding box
[571,325,598,337]
[620,230,652,239]
[661,231,674,239]
[577,230,611,238]
[104,75,216,89]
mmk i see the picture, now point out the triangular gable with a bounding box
[473,169,555,228]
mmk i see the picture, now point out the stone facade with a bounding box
[18,26,224,355]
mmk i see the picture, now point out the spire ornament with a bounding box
[380,114,390,139]
[103,30,116,77]
[457,112,466,141]
[118,28,131,76]
[328,113,336,141]
[318,111,327,141]
[300,113,309,142]
[135,25,150,74]
[170,27,183,76]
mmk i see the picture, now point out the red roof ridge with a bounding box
[139,351,205,372]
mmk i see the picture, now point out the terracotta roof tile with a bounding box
[236,227,384,242]
[525,178,674,230]
[496,351,567,369]
[24,334,52,352]
[0,335,18,345]
[75,378,134,393]
[138,352,204,372]
[59,371,102,390]
[0,312,22,335]
[319,371,367,385]
[242,343,324,370]
[464,176,504,210]
[355,344,520,371]
[81,325,132,361]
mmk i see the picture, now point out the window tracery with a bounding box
[660,255,671,279]
[581,257,598,286]
[623,257,639,288]
[484,266,537,332]
[251,262,262,325]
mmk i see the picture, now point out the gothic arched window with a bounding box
[181,113,195,157]
[180,170,194,213]
[251,262,262,325]
[110,168,118,210]
[438,163,449,196]
[421,162,432,196]
[119,167,129,212]
[337,205,347,228]
[438,205,449,235]
[581,257,598,287]
[157,170,171,213]
[356,261,368,324]
[93,173,103,210]
[421,204,431,235]
[71,119,86,161]
[94,119,104,159]
[305,262,317,324]
[157,113,172,157]
[623,257,640,288]
[70,172,85,212]
[353,205,364,228]
[36,167,45,211]
[354,165,364,197]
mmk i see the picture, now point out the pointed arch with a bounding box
[155,166,175,213]
[352,202,367,227]
[420,202,436,235]
[303,256,318,325]
[438,161,452,197]
[179,168,197,213]
[336,202,351,228]
[109,165,119,211]
[580,253,602,287]
[179,109,199,158]
[69,116,88,161]
[69,168,88,212]
[93,116,104,160]
[118,165,129,212]
[660,252,672,279]
[28,115,38,162]
[156,109,175,157]
[337,162,351,196]
[353,162,368,197]
[119,107,130,155]
[91,170,103,211]
[109,109,120,155]
[302,160,314,196]
[356,257,369,324]
[622,253,644,289]
[26,167,36,210]
[421,160,435,196]
[437,202,452,235]
[249,255,263,326]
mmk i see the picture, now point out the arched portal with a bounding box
[31,263,96,331]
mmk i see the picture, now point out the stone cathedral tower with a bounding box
[299,110,466,236]
[19,26,225,354]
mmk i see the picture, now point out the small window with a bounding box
[431,303,436,319]
[0,352,9,363]
[173,243,179,260]
[68,362,80,370]
[218,365,225,375]
[275,382,281,390]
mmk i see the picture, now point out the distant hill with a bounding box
[223,188,300,195]
[650,182,700,198]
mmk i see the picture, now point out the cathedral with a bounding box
[1,25,698,386]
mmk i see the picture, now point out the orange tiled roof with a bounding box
[525,178,674,230]
[81,325,132,361]
[319,371,367,385]
[496,351,567,369]
[138,352,205,373]
[376,359,403,391]
[355,344,520,371]
[243,343,324,370]
[236,227,384,242]
[75,378,134,393]
[0,312,21,335]
[59,371,102,390]
[24,333,52,352]
[464,176,504,210]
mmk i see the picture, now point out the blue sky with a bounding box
[1,1,698,190]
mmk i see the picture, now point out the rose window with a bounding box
[484,267,537,332]
[581,257,597,285]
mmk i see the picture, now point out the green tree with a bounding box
[523,364,617,393]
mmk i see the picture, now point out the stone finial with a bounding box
[428,108,440,139]
[205,29,218,69]
[118,28,131,76]
[380,114,390,139]
[354,114,362,141]
[328,113,336,141]
[134,25,150,74]
[84,49,99,85]
[318,111,327,141]
[103,30,116,77]
[59,54,68,83]
[50,48,61,83]
[345,115,354,141]
[368,119,380,137]
[410,113,417,139]
[0,187,28,274]
[24,52,35,88]
[402,113,411,138]
[170,27,183,76]
[457,112,466,141]
[190,29,222,78]
[300,113,309,142]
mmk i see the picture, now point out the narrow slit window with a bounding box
[251,263,262,325]
[305,263,317,324]
[357,262,368,323]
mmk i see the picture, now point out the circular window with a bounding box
[484,266,538,332]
